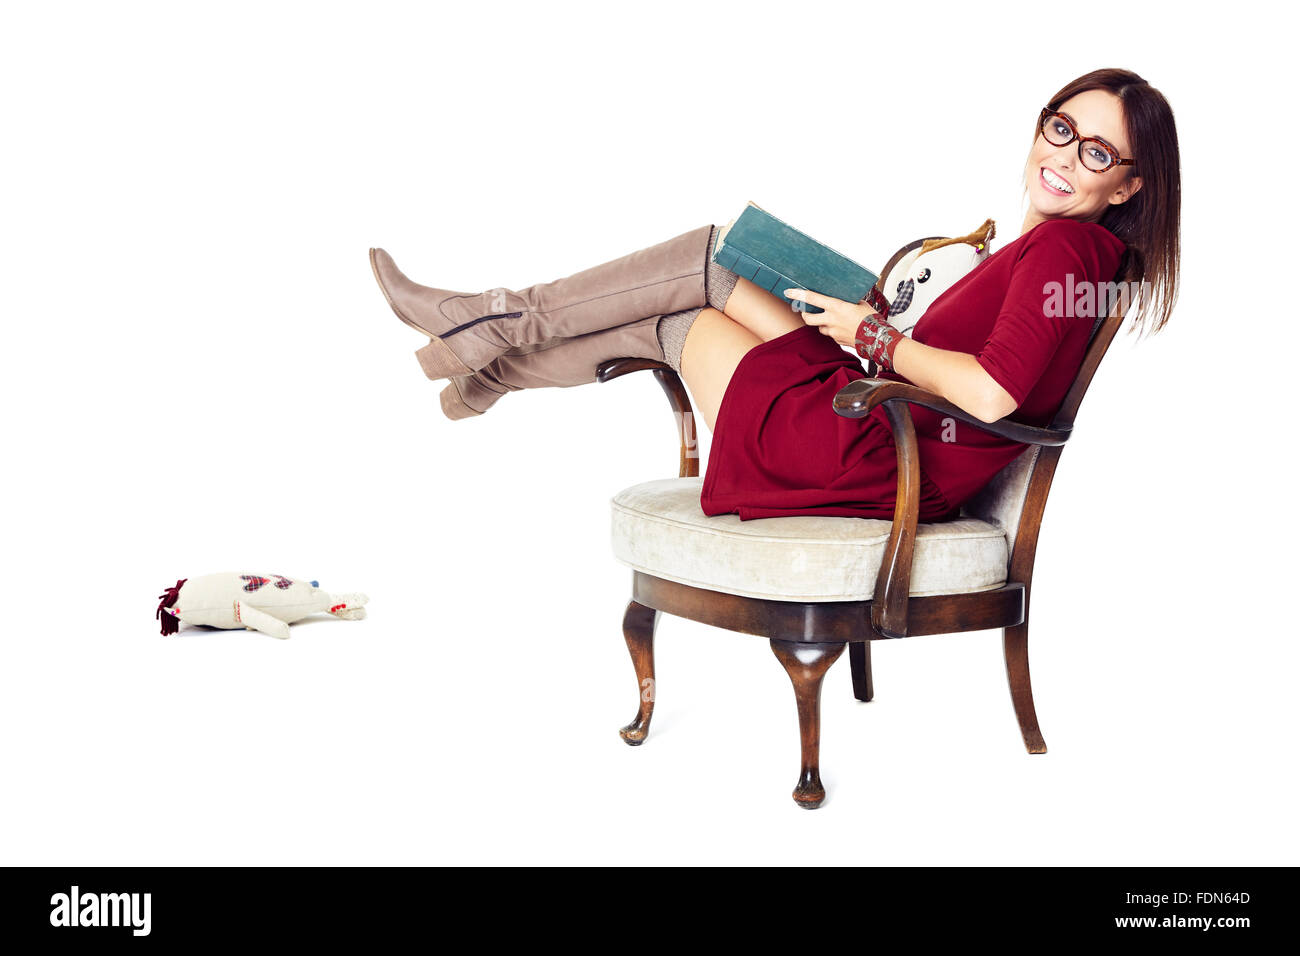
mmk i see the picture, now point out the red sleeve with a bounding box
[975,220,1124,408]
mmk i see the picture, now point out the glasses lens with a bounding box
[1080,140,1119,172]
[1042,112,1074,146]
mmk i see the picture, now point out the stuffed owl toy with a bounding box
[861,218,996,376]
[155,572,368,640]
[878,218,997,335]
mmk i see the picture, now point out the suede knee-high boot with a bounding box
[435,226,738,420]
[370,224,714,381]
[437,313,673,420]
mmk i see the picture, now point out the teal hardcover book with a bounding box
[711,201,880,315]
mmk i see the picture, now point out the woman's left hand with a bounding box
[783,288,879,349]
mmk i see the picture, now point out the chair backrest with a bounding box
[959,446,1041,561]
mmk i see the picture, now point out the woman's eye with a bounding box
[917,268,931,283]
[1088,145,1110,163]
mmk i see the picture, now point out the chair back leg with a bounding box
[1003,622,1047,754]
[849,642,874,702]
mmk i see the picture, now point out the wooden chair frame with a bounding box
[596,236,1131,808]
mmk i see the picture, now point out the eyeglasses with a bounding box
[1038,107,1135,173]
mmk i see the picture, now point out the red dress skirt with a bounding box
[699,324,958,522]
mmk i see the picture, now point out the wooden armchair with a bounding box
[596,235,1130,809]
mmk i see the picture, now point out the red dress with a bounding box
[699,218,1127,522]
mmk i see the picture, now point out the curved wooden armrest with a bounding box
[862,399,921,639]
[832,379,1073,446]
[596,358,700,478]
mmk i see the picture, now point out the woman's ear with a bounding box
[1112,175,1142,205]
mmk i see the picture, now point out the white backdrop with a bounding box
[3,0,1294,865]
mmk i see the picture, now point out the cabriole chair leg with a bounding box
[619,600,659,746]
[1003,621,1047,754]
[771,639,846,809]
[849,641,874,702]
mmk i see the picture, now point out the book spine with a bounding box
[712,246,825,315]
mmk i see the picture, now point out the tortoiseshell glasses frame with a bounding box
[1038,107,1136,174]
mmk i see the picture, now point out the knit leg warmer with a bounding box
[655,224,740,373]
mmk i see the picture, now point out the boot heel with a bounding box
[414,337,474,380]
[440,380,486,420]
[440,373,510,420]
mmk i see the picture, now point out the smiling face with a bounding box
[1022,88,1142,234]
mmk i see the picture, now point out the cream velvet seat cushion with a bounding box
[610,477,1010,603]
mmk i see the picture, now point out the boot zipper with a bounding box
[441,312,524,338]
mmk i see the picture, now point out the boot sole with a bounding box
[370,248,474,380]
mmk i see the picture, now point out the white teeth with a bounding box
[1043,169,1074,193]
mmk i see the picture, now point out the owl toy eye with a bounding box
[917,268,932,283]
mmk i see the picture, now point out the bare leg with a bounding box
[721,276,807,342]
[678,308,762,433]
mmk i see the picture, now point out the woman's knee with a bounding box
[724,277,807,342]
[680,308,761,432]
[682,308,758,366]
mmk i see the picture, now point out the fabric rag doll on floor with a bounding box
[155,573,368,640]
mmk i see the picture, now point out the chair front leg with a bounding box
[618,600,659,746]
[771,639,846,809]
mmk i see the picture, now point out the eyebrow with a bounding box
[1059,111,1120,152]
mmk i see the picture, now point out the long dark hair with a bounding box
[1033,68,1181,339]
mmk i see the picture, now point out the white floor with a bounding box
[5,371,1294,866]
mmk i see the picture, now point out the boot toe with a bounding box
[369,247,404,298]
[370,247,440,337]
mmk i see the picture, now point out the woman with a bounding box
[369,67,1180,523]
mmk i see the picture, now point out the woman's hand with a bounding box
[783,287,906,371]
[783,288,876,348]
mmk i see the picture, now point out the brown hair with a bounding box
[1028,68,1181,339]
